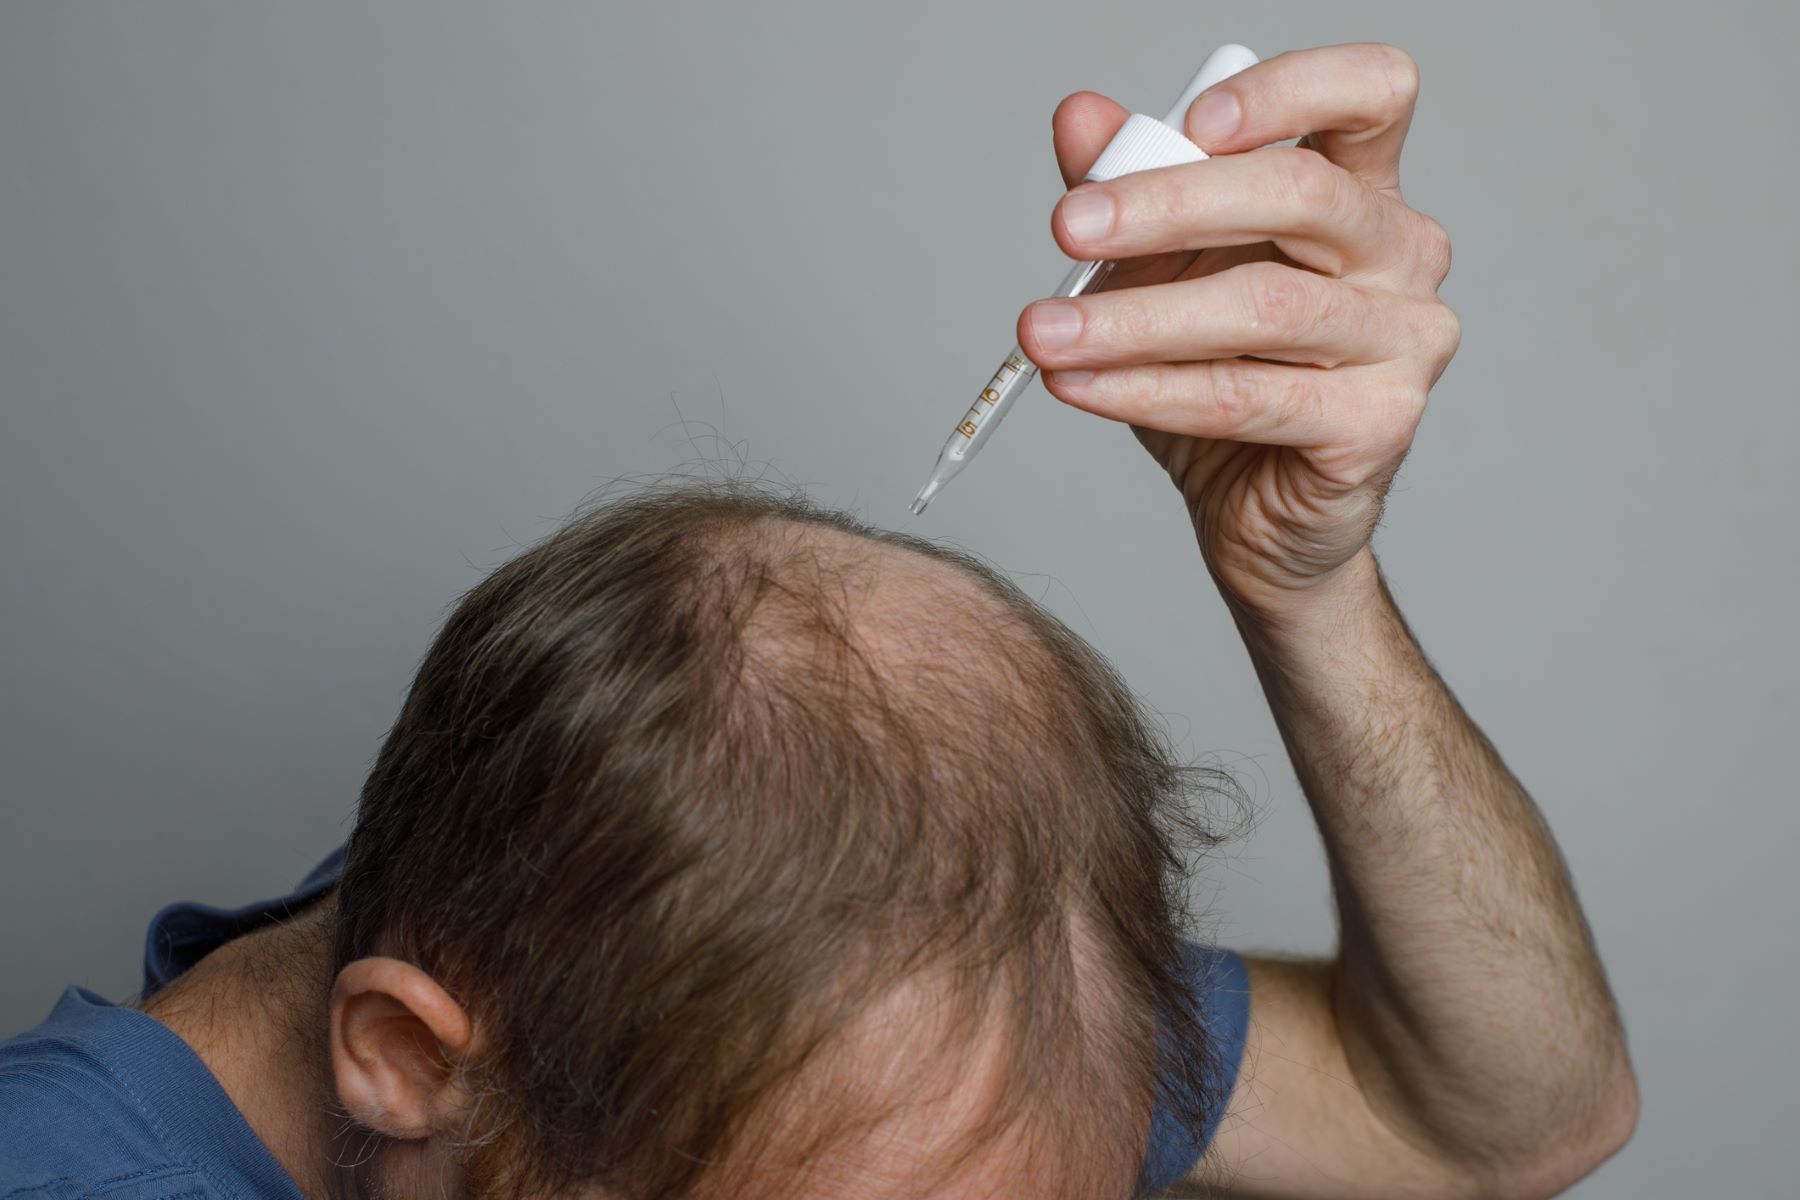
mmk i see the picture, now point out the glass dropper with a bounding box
[908,43,1259,516]
[909,258,1116,515]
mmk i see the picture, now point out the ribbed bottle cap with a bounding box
[1082,43,1259,183]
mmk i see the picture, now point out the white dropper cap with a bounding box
[1083,43,1260,183]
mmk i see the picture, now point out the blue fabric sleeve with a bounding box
[1139,942,1252,1194]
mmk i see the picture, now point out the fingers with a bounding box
[1043,357,1420,452]
[1050,146,1427,286]
[1018,261,1450,373]
[1052,91,1130,189]
[1026,45,1452,472]
[1050,91,1203,292]
[1181,43,1422,193]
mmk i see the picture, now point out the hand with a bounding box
[1020,44,1460,620]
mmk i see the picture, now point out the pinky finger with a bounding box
[1043,358,1367,448]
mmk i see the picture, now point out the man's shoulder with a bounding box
[1,848,344,1200]
[0,996,200,1200]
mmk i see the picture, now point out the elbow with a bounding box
[1599,1054,1642,1155]
[1564,1052,1640,1179]
[1473,1049,1640,1200]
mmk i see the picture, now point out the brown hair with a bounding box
[333,480,1234,1199]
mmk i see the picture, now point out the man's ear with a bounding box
[329,957,475,1140]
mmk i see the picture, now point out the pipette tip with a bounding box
[909,479,939,516]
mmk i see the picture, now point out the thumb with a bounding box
[1052,91,1130,189]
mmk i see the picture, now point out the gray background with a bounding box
[2,2,1794,1195]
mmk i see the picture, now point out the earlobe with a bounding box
[330,957,475,1140]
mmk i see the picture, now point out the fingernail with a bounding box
[1028,302,1083,351]
[1049,369,1094,386]
[1187,88,1241,149]
[1059,188,1114,245]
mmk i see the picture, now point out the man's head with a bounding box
[327,482,1229,1200]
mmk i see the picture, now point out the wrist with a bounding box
[1219,546,1387,650]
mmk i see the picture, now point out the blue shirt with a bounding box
[0,848,1248,1196]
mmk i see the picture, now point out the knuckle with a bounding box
[1203,360,1267,425]
[1370,43,1422,105]
[1110,173,1183,252]
[1428,302,1463,362]
[1241,262,1315,337]
[1271,146,1344,216]
[1413,212,1454,286]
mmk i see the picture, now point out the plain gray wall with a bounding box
[3,2,1795,1194]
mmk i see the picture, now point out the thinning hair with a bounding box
[333,480,1235,1199]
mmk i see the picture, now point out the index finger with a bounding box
[1182,43,1422,194]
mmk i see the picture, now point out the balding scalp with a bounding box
[334,479,1237,1200]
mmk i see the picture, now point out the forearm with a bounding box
[1230,547,1636,1191]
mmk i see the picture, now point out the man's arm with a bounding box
[1192,548,1637,1198]
[1024,43,1637,1197]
